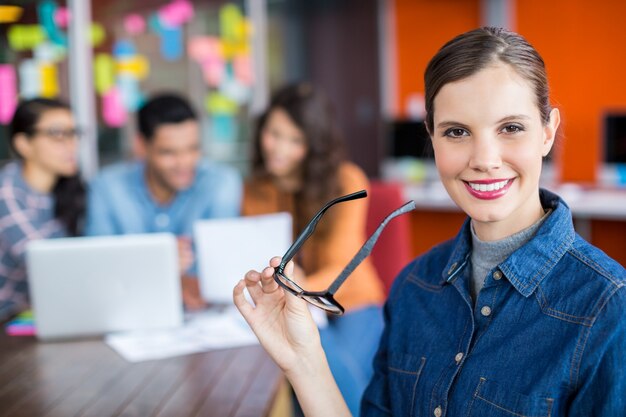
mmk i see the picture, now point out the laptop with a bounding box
[194,213,292,304]
[26,233,183,341]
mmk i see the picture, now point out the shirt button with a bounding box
[447,262,457,275]
[454,352,464,364]
[493,270,503,280]
[155,213,170,228]
[434,406,442,417]
[481,306,492,317]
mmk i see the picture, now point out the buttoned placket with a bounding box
[428,259,474,417]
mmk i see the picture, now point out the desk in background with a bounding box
[0,332,289,417]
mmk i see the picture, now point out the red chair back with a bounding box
[366,181,413,295]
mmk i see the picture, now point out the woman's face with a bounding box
[431,63,560,239]
[23,109,79,177]
[260,108,308,181]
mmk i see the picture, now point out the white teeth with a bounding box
[469,179,509,192]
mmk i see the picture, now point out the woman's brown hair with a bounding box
[424,26,552,134]
[251,83,345,232]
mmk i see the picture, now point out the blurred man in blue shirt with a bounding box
[86,93,242,309]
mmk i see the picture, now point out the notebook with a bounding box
[194,213,292,304]
[26,233,183,340]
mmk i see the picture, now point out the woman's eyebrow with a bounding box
[496,114,531,123]
[436,120,471,130]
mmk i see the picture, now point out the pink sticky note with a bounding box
[159,0,194,27]
[124,13,145,35]
[187,36,221,62]
[6,324,36,336]
[102,88,127,127]
[54,7,71,28]
[0,65,17,124]
[202,59,225,87]
[233,54,254,86]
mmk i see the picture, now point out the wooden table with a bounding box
[0,332,289,417]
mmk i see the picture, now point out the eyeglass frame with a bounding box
[273,189,416,315]
[29,127,83,142]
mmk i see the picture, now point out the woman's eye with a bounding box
[444,128,468,138]
[502,124,524,134]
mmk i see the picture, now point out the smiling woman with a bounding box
[233,27,626,417]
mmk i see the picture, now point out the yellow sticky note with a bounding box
[40,63,59,98]
[116,55,150,80]
[220,4,244,42]
[90,23,106,47]
[8,25,46,51]
[95,54,115,95]
[205,92,237,115]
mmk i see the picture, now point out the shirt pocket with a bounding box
[387,351,426,417]
[467,377,555,417]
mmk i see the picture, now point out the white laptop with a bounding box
[26,233,183,341]
[194,213,292,304]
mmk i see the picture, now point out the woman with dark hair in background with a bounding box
[0,98,85,321]
[242,83,385,416]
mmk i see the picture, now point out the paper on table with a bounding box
[105,307,258,362]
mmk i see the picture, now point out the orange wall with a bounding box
[393,0,626,183]
[394,0,480,118]
[517,1,626,182]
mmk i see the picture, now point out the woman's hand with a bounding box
[233,256,323,376]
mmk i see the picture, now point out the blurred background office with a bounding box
[0,0,624,266]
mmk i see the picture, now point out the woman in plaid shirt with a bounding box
[0,98,85,321]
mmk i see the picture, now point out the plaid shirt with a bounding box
[0,162,65,321]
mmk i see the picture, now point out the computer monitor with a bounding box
[388,119,432,159]
[604,113,626,163]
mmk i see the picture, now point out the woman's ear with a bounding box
[12,133,32,159]
[542,108,560,157]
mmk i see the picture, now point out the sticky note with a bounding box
[201,60,224,87]
[233,54,253,85]
[187,36,222,62]
[211,114,238,143]
[0,5,23,23]
[116,55,150,80]
[54,7,70,28]
[124,13,146,35]
[19,59,40,99]
[206,92,237,115]
[40,63,59,98]
[102,87,127,127]
[8,25,46,51]
[113,39,136,58]
[95,54,115,95]
[38,0,67,46]
[159,0,194,27]
[117,75,144,112]
[0,65,17,124]
[161,25,183,61]
[220,4,244,42]
[34,41,66,63]
[90,23,106,47]
[220,76,250,105]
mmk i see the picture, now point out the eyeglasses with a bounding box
[274,189,416,315]
[31,127,83,142]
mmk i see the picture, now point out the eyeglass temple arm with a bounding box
[279,190,368,271]
[327,200,417,295]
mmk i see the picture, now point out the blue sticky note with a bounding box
[112,40,136,58]
[211,114,237,143]
[161,25,183,61]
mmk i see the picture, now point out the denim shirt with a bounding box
[362,189,626,417]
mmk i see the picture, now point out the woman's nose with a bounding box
[468,136,502,172]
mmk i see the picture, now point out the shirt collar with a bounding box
[442,189,576,297]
